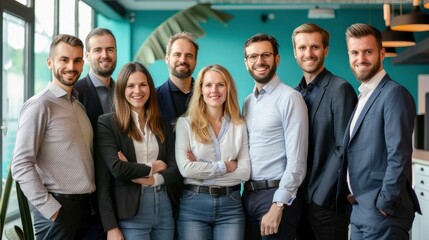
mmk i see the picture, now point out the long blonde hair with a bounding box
[114,62,164,142]
[187,64,244,143]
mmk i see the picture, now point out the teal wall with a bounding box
[97,8,429,107]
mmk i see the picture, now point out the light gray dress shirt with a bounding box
[243,75,308,205]
[11,82,95,219]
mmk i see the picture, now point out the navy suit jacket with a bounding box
[156,80,179,125]
[296,70,357,210]
[96,113,181,231]
[338,74,421,218]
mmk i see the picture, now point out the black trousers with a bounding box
[296,202,350,240]
[243,188,303,240]
[33,194,91,240]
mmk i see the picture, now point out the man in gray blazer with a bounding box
[338,23,421,240]
[293,23,357,240]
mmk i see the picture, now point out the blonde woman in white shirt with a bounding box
[175,64,250,240]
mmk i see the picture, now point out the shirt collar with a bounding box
[131,110,147,130]
[298,68,326,90]
[48,82,78,99]
[89,72,113,88]
[358,69,386,96]
[253,75,280,97]
[168,78,194,93]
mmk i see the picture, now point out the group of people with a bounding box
[10,21,420,240]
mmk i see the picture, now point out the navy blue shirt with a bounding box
[297,68,327,113]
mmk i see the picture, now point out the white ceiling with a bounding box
[116,0,415,10]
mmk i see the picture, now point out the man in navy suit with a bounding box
[155,32,199,239]
[74,28,117,240]
[293,23,357,240]
[156,32,199,125]
[338,23,421,240]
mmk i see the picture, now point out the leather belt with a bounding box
[51,193,91,201]
[244,180,280,191]
[185,184,240,196]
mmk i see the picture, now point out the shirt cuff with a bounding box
[152,173,164,187]
[211,161,226,176]
[273,189,296,206]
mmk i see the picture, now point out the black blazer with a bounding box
[96,113,182,231]
[74,75,107,130]
[296,69,357,210]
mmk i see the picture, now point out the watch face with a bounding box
[276,202,284,207]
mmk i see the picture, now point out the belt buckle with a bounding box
[209,186,221,196]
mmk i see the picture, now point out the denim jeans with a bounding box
[118,186,174,240]
[177,189,245,240]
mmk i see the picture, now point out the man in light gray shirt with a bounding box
[11,34,94,240]
[242,33,308,240]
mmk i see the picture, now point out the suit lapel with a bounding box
[349,75,390,140]
[159,81,177,123]
[310,72,331,127]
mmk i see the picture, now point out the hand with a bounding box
[260,203,284,236]
[118,151,128,162]
[132,175,155,186]
[107,227,124,240]
[224,160,237,173]
[151,160,167,173]
[50,209,60,222]
[187,150,196,161]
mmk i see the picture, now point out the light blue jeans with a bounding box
[118,186,174,240]
[177,188,245,240]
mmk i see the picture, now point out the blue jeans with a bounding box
[177,189,245,240]
[118,186,174,240]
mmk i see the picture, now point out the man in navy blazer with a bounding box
[74,28,117,239]
[293,23,357,240]
[156,32,198,125]
[338,23,421,240]
[155,32,198,239]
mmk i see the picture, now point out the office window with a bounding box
[78,1,92,41]
[59,0,76,35]
[2,11,26,218]
[34,0,54,94]
[14,0,28,6]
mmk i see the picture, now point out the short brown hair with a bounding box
[292,23,329,48]
[345,23,383,50]
[49,34,84,57]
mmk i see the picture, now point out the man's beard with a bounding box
[170,63,193,79]
[249,63,277,85]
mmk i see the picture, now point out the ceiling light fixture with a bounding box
[385,47,398,57]
[307,7,335,19]
[382,3,416,47]
[391,0,429,32]
[424,0,429,9]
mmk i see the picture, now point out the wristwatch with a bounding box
[274,202,284,207]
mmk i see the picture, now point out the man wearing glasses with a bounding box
[242,33,309,240]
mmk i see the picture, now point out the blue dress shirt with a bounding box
[243,75,308,205]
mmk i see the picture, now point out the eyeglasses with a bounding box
[245,52,273,63]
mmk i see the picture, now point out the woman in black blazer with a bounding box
[96,62,181,240]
